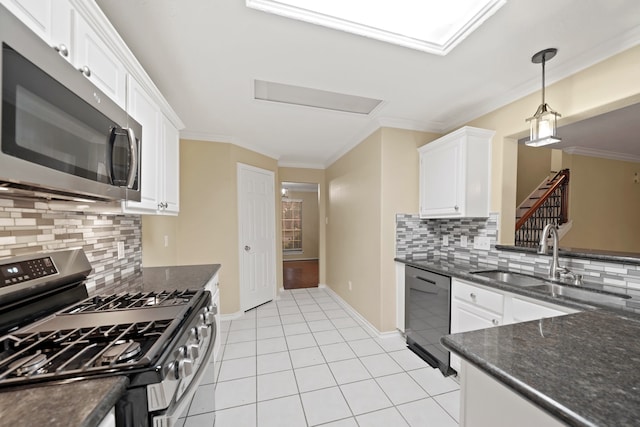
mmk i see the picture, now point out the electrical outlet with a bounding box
[460,235,468,248]
[473,236,491,250]
[164,235,169,247]
[117,242,125,260]
[442,235,449,246]
[348,280,352,291]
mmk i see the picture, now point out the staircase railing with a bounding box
[515,169,570,247]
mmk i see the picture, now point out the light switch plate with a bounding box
[460,235,468,247]
[442,235,449,246]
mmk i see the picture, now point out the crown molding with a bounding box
[563,147,640,163]
[277,160,326,169]
[441,25,640,131]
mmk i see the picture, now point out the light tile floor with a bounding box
[176,287,460,427]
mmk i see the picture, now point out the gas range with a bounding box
[0,249,217,427]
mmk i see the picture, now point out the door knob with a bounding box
[244,245,251,251]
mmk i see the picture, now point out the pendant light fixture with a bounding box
[526,48,561,147]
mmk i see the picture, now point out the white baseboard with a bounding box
[320,284,402,340]
[219,311,244,321]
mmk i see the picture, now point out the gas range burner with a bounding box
[62,290,198,313]
[101,340,142,365]
[8,352,48,376]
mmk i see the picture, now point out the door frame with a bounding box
[237,163,277,311]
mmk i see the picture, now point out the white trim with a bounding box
[319,284,384,338]
[283,257,319,262]
[563,147,640,163]
[246,0,506,56]
[219,311,244,321]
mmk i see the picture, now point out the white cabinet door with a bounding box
[160,114,180,215]
[418,126,493,219]
[1,0,71,57]
[420,140,462,217]
[124,76,160,212]
[72,14,127,108]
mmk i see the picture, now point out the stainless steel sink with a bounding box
[472,269,632,306]
[472,270,549,287]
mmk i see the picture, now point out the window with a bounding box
[282,199,302,252]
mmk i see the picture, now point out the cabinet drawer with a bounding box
[453,280,503,314]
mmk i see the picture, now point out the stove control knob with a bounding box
[198,324,209,339]
[189,327,199,342]
[168,361,179,381]
[187,343,200,359]
[178,357,194,379]
[201,311,215,325]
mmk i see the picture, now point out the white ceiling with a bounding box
[96,0,640,169]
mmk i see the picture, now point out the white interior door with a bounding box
[238,163,276,311]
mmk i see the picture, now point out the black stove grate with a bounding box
[0,319,173,385]
[61,290,198,313]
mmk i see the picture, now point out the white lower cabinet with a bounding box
[460,361,564,427]
[450,278,578,372]
[96,408,116,427]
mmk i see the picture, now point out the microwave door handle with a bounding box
[106,127,117,185]
[126,127,138,189]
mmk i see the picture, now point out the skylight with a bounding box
[247,0,506,55]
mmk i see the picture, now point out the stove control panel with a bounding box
[0,257,57,287]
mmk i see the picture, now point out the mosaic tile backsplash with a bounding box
[396,212,640,294]
[0,198,141,293]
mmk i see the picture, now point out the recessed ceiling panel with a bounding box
[255,80,382,114]
[246,0,506,55]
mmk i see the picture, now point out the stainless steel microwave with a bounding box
[0,5,141,202]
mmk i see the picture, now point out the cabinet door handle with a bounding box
[454,205,459,211]
[79,65,92,77]
[244,245,251,252]
[492,319,499,325]
[54,44,69,57]
[470,293,477,300]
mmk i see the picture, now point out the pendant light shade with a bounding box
[526,48,561,147]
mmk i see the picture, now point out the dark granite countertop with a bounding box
[93,263,221,296]
[0,376,128,427]
[442,310,640,427]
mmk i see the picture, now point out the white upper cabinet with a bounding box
[124,76,161,213]
[419,126,494,218]
[160,114,180,215]
[1,0,71,56]
[71,10,127,109]
[123,77,180,216]
[1,0,126,108]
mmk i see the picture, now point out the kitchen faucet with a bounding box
[537,223,582,285]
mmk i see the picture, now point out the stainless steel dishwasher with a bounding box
[405,265,454,376]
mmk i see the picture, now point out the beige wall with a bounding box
[325,128,439,332]
[283,190,320,260]
[516,145,553,206]
[278,167,326,284]
[467,45,640,244]
[560,154,640,252]
[142,139,279,315]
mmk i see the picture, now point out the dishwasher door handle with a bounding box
[415,276,437,285]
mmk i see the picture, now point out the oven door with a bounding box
[148,303,217,427]
[0,8,141,202]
